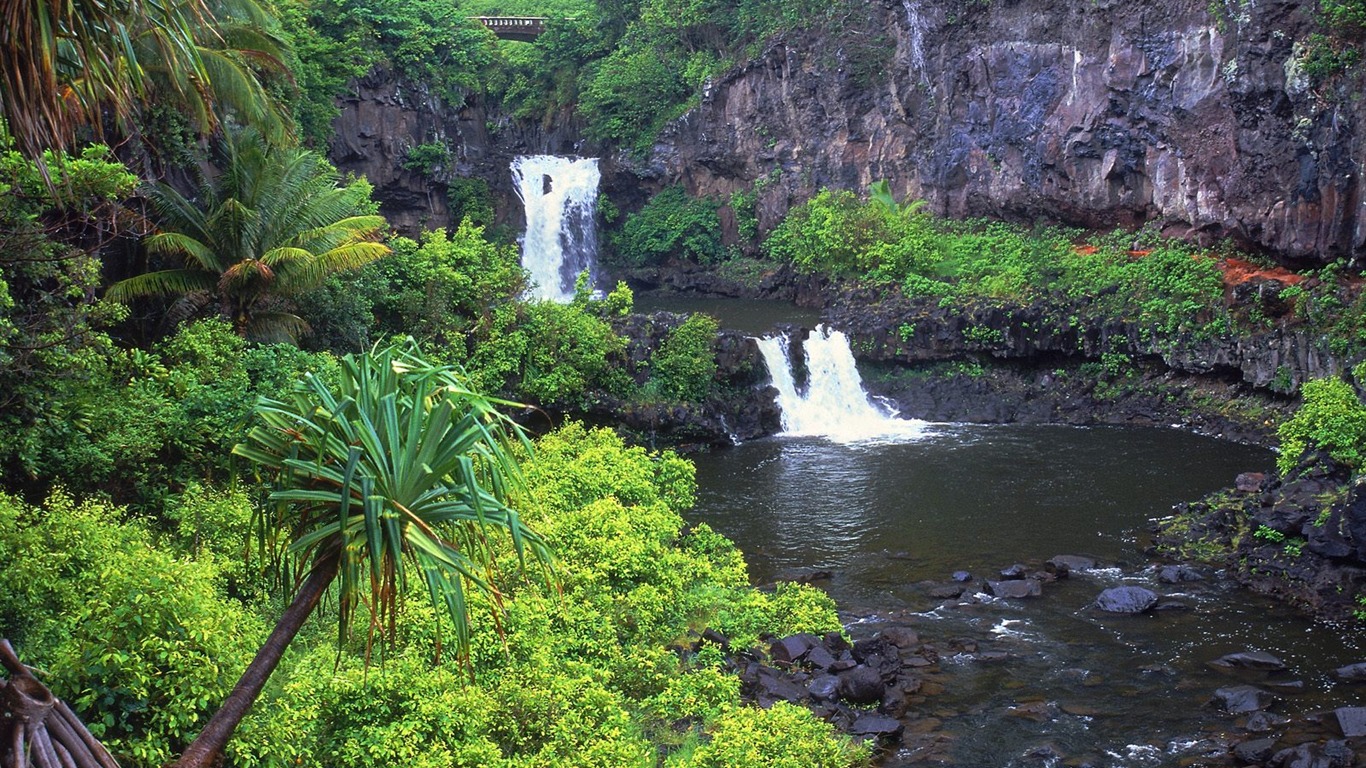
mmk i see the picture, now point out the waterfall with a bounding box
[511,155,601,302]
[757,325,930,443]
[901,0,930,85]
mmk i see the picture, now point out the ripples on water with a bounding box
[688,426,1365,767]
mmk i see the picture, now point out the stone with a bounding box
[879,626,920,648]
[1210,651,1288,672]
[837,666,885,705]
[1006,701,1058,722]
[805,645,837,671]
[999,563,1029,580]
[929,584,967,599]
[1157,564,1205,584]
[806,674,840,701]
[1335,706,1366,738]
[1270,741,1353,768]
[850,713,903,740]
[1235,472,1267,492]
[1264,680,1307,695]
[1244,711,1290,732]
[755,666,807,707]
[1232,737,1277,764]
[1046,555,1096,576]
[1095,586,1158,614]
[1333,662,1366,682]
[770,633,819,664]
[1212,685,1276,714]
[951,570,973,582]
[987,579,1043,599]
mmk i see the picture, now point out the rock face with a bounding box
[328,68,620,237]
[656,0,1366,262]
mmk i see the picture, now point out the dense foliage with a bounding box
[764,185,1229,343]
[2,423,861,768]
[617,186,725,266]
[1277,376,1366,474]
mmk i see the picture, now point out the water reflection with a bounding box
[687,425,1365,767]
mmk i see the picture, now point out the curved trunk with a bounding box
[173,551,339,768]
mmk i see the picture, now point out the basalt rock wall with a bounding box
[328,69,640,237]
[655,0,1366,263]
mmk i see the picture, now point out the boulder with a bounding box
[770,633,820,664]
[1235,473,1267,492]
[1245,711,1291,732]
[999,563,1029,580]
[1269,740,1353,768]
[1210,651,1288,672]
[1157,564,1205,584]
[1335,706,1366,738]
[806,674,840,701]
[1095,586,1159,614]
[805,645,837,671]
[1046,555,1096,576]
[1333,663,1366,682]
[1233,737,1278,764]
[1212,685,1277,714]
[951,570,973,583]
[879,626,920,649]
[837,666,885,705]
[988,579,1043,599]
[850,713,903,741]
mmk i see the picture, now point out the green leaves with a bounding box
[111,129,388,341]
[1277,377,1366,474]
[234,340,551,659]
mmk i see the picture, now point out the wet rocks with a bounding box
[1210,651,1288,673]
[1045,555,1096,577]
[987,579,1043,599]
[1212,685,1277,714]
[735,627,938,748]
[1233,737,1279,764]
[1094,586,1159,614]
[1332,663,1366,683]
[1334,707,1366,738]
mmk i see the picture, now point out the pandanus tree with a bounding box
[108,129,389,341]
[174,341,553,768]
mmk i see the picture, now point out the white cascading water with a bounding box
[511,155,601,302]
[901,0,930,84]
[756,325,929,443]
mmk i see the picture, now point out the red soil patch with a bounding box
[1218,257,1305,288]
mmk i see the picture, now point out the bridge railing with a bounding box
[472,16,548,40]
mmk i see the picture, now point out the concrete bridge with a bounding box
[473,17,548,41]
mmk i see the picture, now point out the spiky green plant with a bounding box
[175,340,553,768]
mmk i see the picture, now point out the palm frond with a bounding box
[107,268,218,301]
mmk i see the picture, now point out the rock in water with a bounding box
[1046,555,1096,576]
[1209,650,1287,672]
[1336,707,1366,738]
[1211,685,1276,714]
[1334,663,1366,683]
[1095,586,1159,614]
[987,579,1042,599]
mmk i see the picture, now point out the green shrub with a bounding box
[668,701,868,768]
[232,424,846,767]
[650,314,721,402]
[1277,377,1366,474]
[618,186,725,267]
[764,188,940,279]
[0,490,264,768]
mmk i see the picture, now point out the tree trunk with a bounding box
[173,550,339,768]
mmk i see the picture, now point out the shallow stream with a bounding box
[688,425,1365,766]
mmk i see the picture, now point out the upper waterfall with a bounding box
[757,325,930,443]
[511,155,601,302]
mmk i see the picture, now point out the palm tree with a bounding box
[108,129,389,341]
[0,0,289,163]
[174,340,554,768]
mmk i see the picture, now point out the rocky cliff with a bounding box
[654,0,1365,263]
